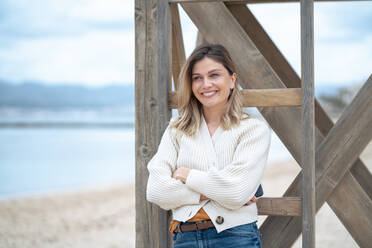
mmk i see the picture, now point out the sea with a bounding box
[0,107,294,199]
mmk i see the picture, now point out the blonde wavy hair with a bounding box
[170,44,249,136]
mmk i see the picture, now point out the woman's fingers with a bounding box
[245,196,258,205]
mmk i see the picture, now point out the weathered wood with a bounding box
[180,2,372,247]
[260,75,372,248]
[226,4,372,247]
[170,0,368,3]
[257,197,302,216]
[169,88,302,108]
[135,0,172,247]
[170,3,185,90]
[196,31,208,46]
[301,0,315,246]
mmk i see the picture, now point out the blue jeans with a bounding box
[172,221,262,248]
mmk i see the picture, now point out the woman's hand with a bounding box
[245,196,258,206]
[200,194,209,201]
[172,167,191,184]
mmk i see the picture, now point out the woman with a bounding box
[146,44,271,247]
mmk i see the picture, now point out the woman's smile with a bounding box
[201,90,219,98]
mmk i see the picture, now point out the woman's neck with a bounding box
[202,106,225,126]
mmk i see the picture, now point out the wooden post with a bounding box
[135,0,172,247]
[301,0,315,246]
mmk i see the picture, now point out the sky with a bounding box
[0,0,371,87]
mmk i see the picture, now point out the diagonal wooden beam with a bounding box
[170,3,186,90]
[226,4,372,246]
[180,2,372,247]
[196,31,208,46]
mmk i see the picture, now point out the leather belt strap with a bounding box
[175,220,215,232]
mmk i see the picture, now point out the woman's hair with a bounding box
[170,44,248,136]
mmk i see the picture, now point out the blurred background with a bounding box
[0,0,371,247]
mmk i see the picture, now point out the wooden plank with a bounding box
[226,4,372,247]
[169,88,302,108]
[301,0,315,246]
[180,2,372,247]
[170,0,368,3]
[257,197,302,216]
[135,0,172,247]
[170,3,185,90]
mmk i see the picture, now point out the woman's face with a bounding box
[191,57,236,111]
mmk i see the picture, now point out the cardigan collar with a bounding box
[201,114,223,141]
[200,114,222,168]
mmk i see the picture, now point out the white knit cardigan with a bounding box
[146,114,271,233]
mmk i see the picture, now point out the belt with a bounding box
[175,220,215,233]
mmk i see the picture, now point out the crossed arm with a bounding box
[146,120,270,211]
[172,167,258,205]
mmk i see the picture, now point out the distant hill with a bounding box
[0,81,134,109]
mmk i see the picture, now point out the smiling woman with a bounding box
[146,44,271,248]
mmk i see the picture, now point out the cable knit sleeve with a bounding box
[146,125,201,210]
[185,119,271,210]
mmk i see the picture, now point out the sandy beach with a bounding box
[1,142,370,248]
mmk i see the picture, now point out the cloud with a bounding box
[0,0,134,86]
[0,30,134,86]
[0,0,133,40]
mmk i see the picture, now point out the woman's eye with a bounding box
[193,76,201,81]
[210,73,218,77]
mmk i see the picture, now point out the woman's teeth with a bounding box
[202,91,217,96]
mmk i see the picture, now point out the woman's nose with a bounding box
[202,78,213,87]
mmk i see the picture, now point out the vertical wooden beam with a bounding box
[301,0,315,247]
[135,0,172,247]
[171,3,186,90]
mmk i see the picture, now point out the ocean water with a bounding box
[0,126,291,199]
[0,128,135,199]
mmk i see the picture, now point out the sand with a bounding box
[0,143,370,248]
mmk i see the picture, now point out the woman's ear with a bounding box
[231,72,237,87]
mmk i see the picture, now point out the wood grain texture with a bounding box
[301,0,315,246]
[226,4,372,247]
[196,31,208,46]
[170,3,185,90]
[257,197,302,216]
[169,88,302,108]
[135,0,172,247]
[180,2,372,247]
[260,75,372,248]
